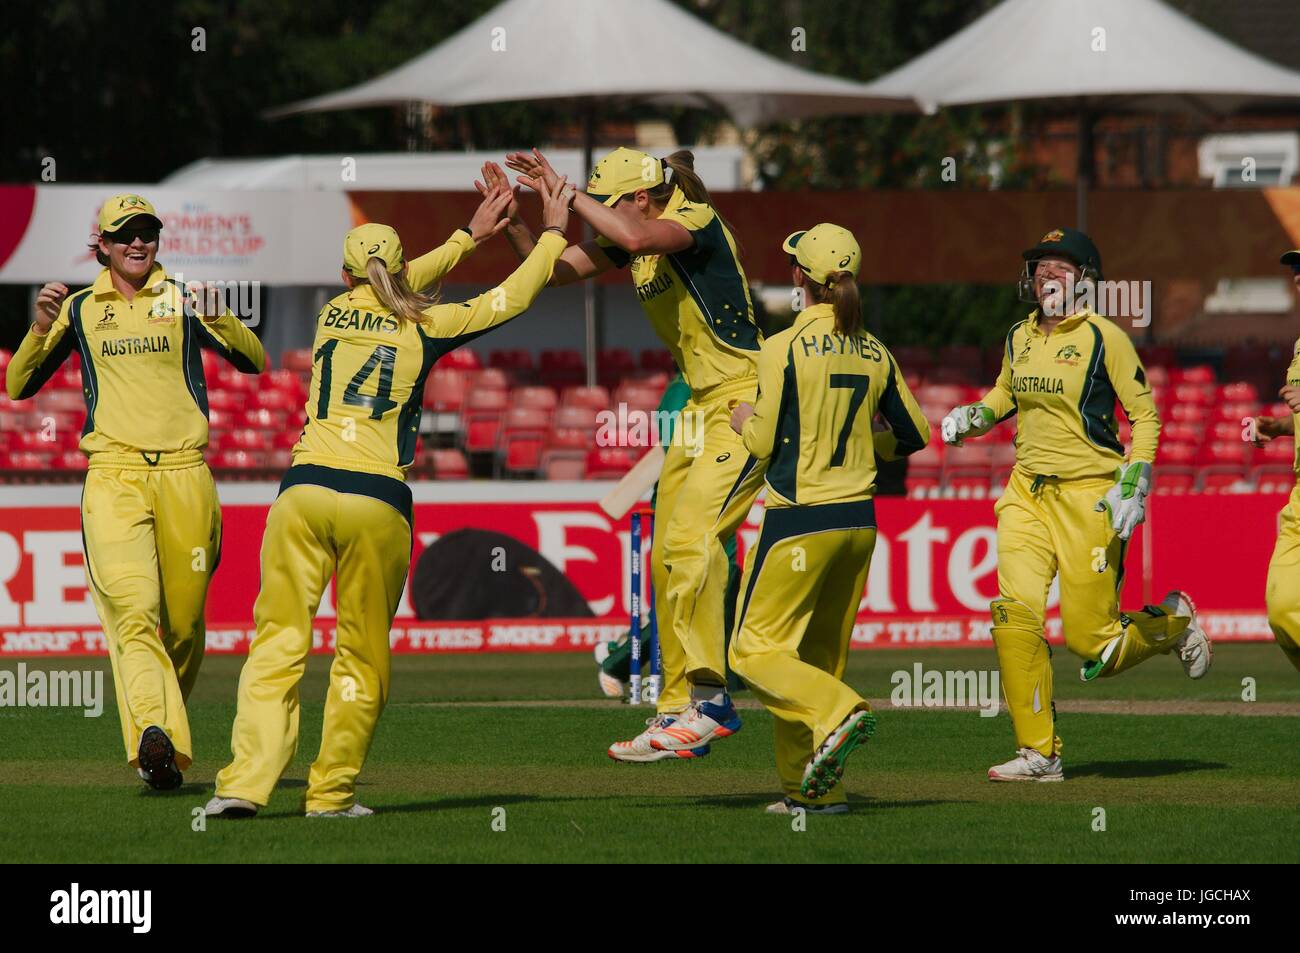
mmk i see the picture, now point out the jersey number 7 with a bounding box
[314,340,398,420]
[828,373,870,467]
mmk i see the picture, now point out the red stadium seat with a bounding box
[539,349,585,388]
[1199,471,1249,494]
[440,348,482,371]
[6,451,54,470]
[1214,401,1257,423]
[1166,403,1205,424]
[1144,365,1169,388]
[1152,472,1195,495]
[598,348,638,389]
[1171,383,1212,406]
[1171,365,1215,386]
[424,368,468,413]
[469,367,509,392]
[639,349,676,374]
[488,349,536,384]
[1218,381,1258,403]
[943,476,990,499]
[553,405,603,432]
[55,451,87,471]
[1256,436,1296,464]
[207,390,246,412]
[280,348,313,373]
[1253,465,1296,494]
[212,449,268,470]
[1209,420,1245,444]
[511,386,559,411]
[273,429,301,450]
[906,477,941,499]
[906,442,942,480]
[585,448,635,478]
[1155,442,1196,467]
[221,429,272,452]
[428,448,470,480]
[240,408,288,431]
[561,386,611,410]
[542,454,587,480]
[266,448,293,471]
[1160,421,1201,445]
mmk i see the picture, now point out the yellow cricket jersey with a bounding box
[597,187,760,397]
[1287,337,1300,475]
[291,230,566,483]
[982,308,1159,480]
[5,264,266,465]
[741,304,931,507]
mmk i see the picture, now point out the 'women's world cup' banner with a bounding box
[0,482,1286,655]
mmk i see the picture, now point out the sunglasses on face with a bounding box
[105,228,160,246]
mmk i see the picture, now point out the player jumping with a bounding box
[205,177,572,818]
[1251,250,1300,672]
[5,194,266,790]
[488,148,768,761]
[941,227,1211,783]
[728,224,930,813]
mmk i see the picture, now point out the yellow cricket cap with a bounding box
[586,147,666,206]
[98,193,162,234]
[344,223,404,277]
[782,223,861,284]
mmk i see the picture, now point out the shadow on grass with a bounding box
[243,793,552,821]
[692,792,968,811]
[1068,759,1228,779]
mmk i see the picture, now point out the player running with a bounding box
[942,227,1211,783]
[727,224,930,813]
[488,148,767,761]
[1251,250,1300,672]
[205,178,571,819]
[5,193,266,790]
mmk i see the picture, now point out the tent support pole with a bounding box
[1076,110,1094,232]
[582,104,600,389]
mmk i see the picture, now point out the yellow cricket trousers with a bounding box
[81,451,221,770]
[1266,483,1300,672]
[216,466,412,813]
[651,377,768,712]
[729,500,877,807]
[992,469,1189,757]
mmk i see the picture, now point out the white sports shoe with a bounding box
[607,712,705,762]
[205,795,258,818]
[765,797,849,815]
[1163,590,1212,679]
[988,747,1064,782]
[306,803,374,818]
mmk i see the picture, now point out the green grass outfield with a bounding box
[1,645,1297,863]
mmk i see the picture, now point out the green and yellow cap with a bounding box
[344,223,404,277]
[97,193,162,234]
[783,224,861,284]
[586,147,666,206]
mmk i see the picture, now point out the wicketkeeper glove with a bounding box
[1094,461,1152,541]
[940,403,996,446]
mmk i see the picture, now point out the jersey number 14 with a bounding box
[314,340,398,420]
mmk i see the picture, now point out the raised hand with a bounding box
[506,148,561,194]
[467,185,514,243]
[540,174,576,235]
[1280,384,1300,417]
[33,282,69,332]
[474,162,521,225]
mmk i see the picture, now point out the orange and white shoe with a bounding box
[608,712,707,763]
[649,698,742,753]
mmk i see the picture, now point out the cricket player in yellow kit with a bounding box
[5,193,266,790]
[494,148,767,760]
[728,224,930,813]
[206,180,570,819]
[942,228,1211,782]
[1253,250,1300,672]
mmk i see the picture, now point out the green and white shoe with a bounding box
[800,709,876,800]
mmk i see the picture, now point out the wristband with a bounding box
[459,226,473,238]
[543,226,565,236]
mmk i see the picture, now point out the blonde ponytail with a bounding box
[809,271,862,337]
[361,257,437,324]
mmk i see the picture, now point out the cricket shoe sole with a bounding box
[766,797,849,816]
[800,710,876,800]
[138,726,183,791]
[1164,590,1213,679]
